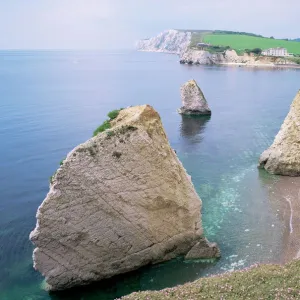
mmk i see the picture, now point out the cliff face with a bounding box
[259,91,300,176]
[180,49,297,66]
[136,30,191,54]
[30,105,219,291]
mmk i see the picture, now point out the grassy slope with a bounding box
[189,31,213,48]
[203,34,300,55]
[122,259,300,300]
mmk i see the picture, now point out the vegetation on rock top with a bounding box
[108,109,123,120]
[93,108,123,137]
[50,108,124,183]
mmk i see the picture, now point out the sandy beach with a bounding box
[260,174,300,263]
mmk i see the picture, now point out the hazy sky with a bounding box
[0,0,299,49]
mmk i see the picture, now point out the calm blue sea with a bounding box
[0,50,299,300]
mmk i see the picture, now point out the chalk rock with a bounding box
[136,29,191,54]
[178,80,211,115]
[259,91,300,176]
[180,49,223,65]
[30,105,219,291]
[185,238,220,259]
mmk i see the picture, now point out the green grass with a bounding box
[93,108,123,137]
[93,120,111,137]
[122,259,300,300]
[49,175,54,184]
[189,31,212,48]
[202,34,300,55]
[108,109,124,120]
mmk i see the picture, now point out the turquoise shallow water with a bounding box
[0,50,299,300]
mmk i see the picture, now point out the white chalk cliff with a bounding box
[136,29,191,54]
[179,49,296,66]
[178,80,211,115]
[259,91,300,176]
[136,30,297,66]
[30,105,220,291]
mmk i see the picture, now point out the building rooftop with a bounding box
[196,43,210,46]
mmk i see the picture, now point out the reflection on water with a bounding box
[180,115,211,142]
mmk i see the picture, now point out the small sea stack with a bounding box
[178,80,211,115]
[259,90,300,176]
[30,105,220,291]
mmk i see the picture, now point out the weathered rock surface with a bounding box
[259,91,300,176]
[180,49,225,65]
[178,80,211,115]
[136,29,191,54]
[180,49,297,66]
[30,105,219,291]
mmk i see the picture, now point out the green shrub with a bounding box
[93,108,124,137]
[49,171,57,184]
[206,45,231,53]
[107,108,123,120]
[106,130,116,137]
[93,120,111,137]
[289,57,300,64]
[245,48,262,55]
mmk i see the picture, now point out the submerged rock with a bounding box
[178,80,211,115]
[30,105,219,291]
[259,91,300,176]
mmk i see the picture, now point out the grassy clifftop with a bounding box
[122,259,300,300]
[203,34,300,55]
[188,30,300,55]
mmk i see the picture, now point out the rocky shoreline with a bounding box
[179,48,298,68]
[137,30,299,69]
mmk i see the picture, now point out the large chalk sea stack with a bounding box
[259,91,300,176]
[30,105,219,291]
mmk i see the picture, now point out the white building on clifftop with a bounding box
[262,47,290,57]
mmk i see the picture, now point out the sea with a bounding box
[0,50,299,300]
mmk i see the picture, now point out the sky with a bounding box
[0,0,299,49]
